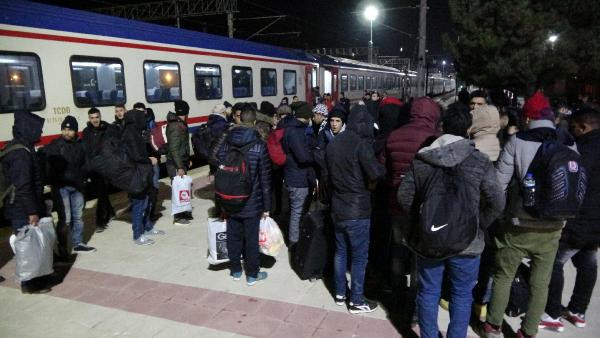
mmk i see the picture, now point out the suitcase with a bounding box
[291,206,328,280]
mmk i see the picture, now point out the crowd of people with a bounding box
[1,87,598,338]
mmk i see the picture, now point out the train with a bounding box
[0,0,454,146]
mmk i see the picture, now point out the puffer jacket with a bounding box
[380,97,441,187]
[326,105,385,222]
[2,111,45,222]
[39,136,87,191]
[281,117,314,188]
[166,112,190,170]
[470,105,501,161]
[216,126,271,218]
[398,135,505,256]
[82,121,120,160]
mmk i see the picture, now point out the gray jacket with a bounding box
[398,135,505,256]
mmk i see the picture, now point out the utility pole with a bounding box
[227,11,234,38]
[416,0,427,97]
[368,20,373,64]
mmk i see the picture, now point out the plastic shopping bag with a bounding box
[259,217,284,257]
[11,217,56,282]
[171,175,193,215]
[207,218,229,265]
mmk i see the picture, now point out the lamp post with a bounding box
[442,60,446,77]
[364,5,379,64]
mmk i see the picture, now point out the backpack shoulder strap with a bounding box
[0,144,29,158]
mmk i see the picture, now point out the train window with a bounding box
[378,76,384,89]
[260,68,277,97]
[70,56,125,108]
[340,74,348,93]
[232,66,253,98]
[366,76,371,90]
[195,63,222,100]
[144,61,181,103]
[0,52,45,113]
[350,74,357,91]
[283,70,297,95]
[358,75,364,90]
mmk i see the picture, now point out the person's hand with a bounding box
[28,214,39,226]
[149,157,158,165]
[177,168,186,177]
[262,212,270,220]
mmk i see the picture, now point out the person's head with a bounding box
[223,101,233,116]
[340,92,346,99]
[469,90,487,110]
[280,97,289,106]
[291,101,313,123]
[240,109,257,126]
[442,104,472,137]
[174,100,190,119]
[88,107,101,127]
[133,102,146,112]
[571,106,600,137]
[364,92,371,100]
[212,104,227,118]
[233,106,243,124]
[371,91,379,101]
[458,88,470,106]
[312,104,328,125]
[60,115,78,141]
[329,107,346,134]
[114,104,126,120]
[522,91,554,124]
[292,96,299,103]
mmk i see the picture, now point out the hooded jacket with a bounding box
[397,135,505,256]
[122,110,151,165]
[39,135,87,191]
[469,105,501,161]
[378,97,403,135]
[326,105,385,222]
[166,111,190,170]
[281,117,315,188]
[2,111,45,222]
[207,113,229,138]
[82,121,120,160]
[216,126,271,218]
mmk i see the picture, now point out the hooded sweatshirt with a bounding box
[397,134,505,256]
[470,105,501,161]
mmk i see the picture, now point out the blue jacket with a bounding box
[217,126,271,218]
[281,118,315,188]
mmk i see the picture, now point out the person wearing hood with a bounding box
[215,110,271,286]
[113,103,127,134]
[134,103,161,222]
[82,108,118,232]
[366,91,380,121]
[469,104,501,161]
[324,104,385,314]
[378,96,403,136]
[40,116,96,254]
[312,103,329,136]
[398,107,504,338]
[166,100,192,225]
[1,110,50,293]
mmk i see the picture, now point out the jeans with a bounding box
[287,186,309,243]
[89,173,114,226]
[57,186,85,246]
[417,255,480,338]
[334,219,370,304]
[545,239,598,318]
[227,216,260,278]
[130,195,154,240]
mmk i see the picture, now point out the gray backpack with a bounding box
[0,144,29,208]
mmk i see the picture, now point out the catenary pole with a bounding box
[416,0,427,97]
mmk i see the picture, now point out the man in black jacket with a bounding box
[215,110,271,285]
[82,107,118,232]
[325,105,385,314]
[40,116,96,254]
[542,107,600,330]
[113,103,126,135]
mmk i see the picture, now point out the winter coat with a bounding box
[113,117,126,135]
[397,135,505,256]
[82,121,120,160]
[378,100,403,136]
[315,123,345,179]
[166,112,190,170]
[216,126,271,218]
[326,105,385,222]
[39,136,87,191]
[2,112,45,222]
[365,99,379,121]
[122,110,152,165]
[282,117,315,188]
[470,105,501,161]
[207,114,229,139]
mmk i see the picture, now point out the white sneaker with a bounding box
[134,235,155,246]
[539,313,565,332]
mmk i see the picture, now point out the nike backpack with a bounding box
[214,142,256,215]
[406,162,479,259]
[266,128,286,166]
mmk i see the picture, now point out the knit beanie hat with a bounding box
[174,100,190,116]
[312,103,329,117]
[276,104,292,116]
[61,115,78,132]
[212,104,226,116]
[523,91,553,121]
[291,101,313,119]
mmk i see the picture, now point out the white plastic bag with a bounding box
[171,175,193,215]
[207,218,229,265]
[259,217,284,257]
[11,217,56,282]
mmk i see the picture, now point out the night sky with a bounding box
[34,0,452,60]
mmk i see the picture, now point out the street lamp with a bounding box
[442,60,446,77]
[548,34,558,43]
[364,5,379,64]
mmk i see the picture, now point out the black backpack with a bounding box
[214,141,256,215]
[191,124,214,163]
[407,161,479,259]
[506,263,531,317]
[0,144,29,209]
[524,140,587,220]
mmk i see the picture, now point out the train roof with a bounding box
[317,55,402,73]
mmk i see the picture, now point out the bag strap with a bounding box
[0,144,29,158]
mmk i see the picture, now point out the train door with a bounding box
[330,67,339,102]
[305,65,313,104]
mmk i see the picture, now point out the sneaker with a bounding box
[516,329,535,338]
[539,313,565,332]
[144,229,165,236]
[21,280,51,294]
[231,271,242,281]
[247,271,268,286]
[174,218,190,226]
[334,295,346,306]
[348,300,378,314]
[73,244,97,253]
[134,236,155,246]
[481,322,502,338]
[563,311,586,328]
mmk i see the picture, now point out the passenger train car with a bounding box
[0,0,454,146]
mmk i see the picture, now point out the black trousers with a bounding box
[90,173,114,226]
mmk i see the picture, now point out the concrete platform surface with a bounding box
[0,167,598,337]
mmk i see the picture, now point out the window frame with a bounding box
[340,73,348,93]
[232,66,253,98]
[260,68,277,97]
[350,74,357,91]
[283,69,297,95]
[194,63,222,100]
[69,55,126,108]
[358,75,364,91]
[0,51,46,113]
[143,59,182,104]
